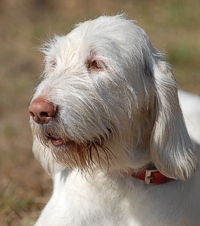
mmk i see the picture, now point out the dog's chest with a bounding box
[50,171,137,225]
[35,170,196,226]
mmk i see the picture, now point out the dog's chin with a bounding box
[41,133,106,170]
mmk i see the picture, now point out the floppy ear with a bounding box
[32,136,65,176]
[150,59,197,180]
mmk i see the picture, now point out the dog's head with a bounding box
[29,15,196,180]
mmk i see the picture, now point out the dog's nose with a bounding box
[29,98,57,124]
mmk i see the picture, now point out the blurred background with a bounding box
[0,0,199,225]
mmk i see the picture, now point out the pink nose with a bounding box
[29,98,57,124]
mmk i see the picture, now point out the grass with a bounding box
[0,0,199,225]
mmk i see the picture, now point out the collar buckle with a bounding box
[145,169,159,185]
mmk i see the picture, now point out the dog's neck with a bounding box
[120,164,174,185]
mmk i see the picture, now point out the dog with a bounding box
[29,15,200,226]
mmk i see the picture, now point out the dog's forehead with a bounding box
[46,15,148,56]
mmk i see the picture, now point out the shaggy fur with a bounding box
[29,15,200,226]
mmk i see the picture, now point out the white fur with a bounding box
[30,15,200,226]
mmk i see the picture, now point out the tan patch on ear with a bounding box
[157,61,174,78]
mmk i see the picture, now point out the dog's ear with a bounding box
[149,59,197,180]
[32,136,65,176]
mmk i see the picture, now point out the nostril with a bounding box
[29,98,57,124]
[40,112,50,117]
[29,111,35,117]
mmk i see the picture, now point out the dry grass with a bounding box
[0,0,199,225]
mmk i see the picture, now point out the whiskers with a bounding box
[30,120,115,172]
[52,139,115,172]
[91,141,114,172]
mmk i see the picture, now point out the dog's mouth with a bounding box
[43,126,111,148]
[46,133,72,147]
[47,134,64,147]
[45,132,88,150]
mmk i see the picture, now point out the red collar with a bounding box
[121,166,174,185]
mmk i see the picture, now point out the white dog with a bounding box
[29,15,200,226]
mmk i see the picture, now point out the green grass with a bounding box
[1,182,37,226]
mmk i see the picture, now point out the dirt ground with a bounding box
[0,0,199,225]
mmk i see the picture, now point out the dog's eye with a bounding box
[92,60,102,69]
[88,60,103,70]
